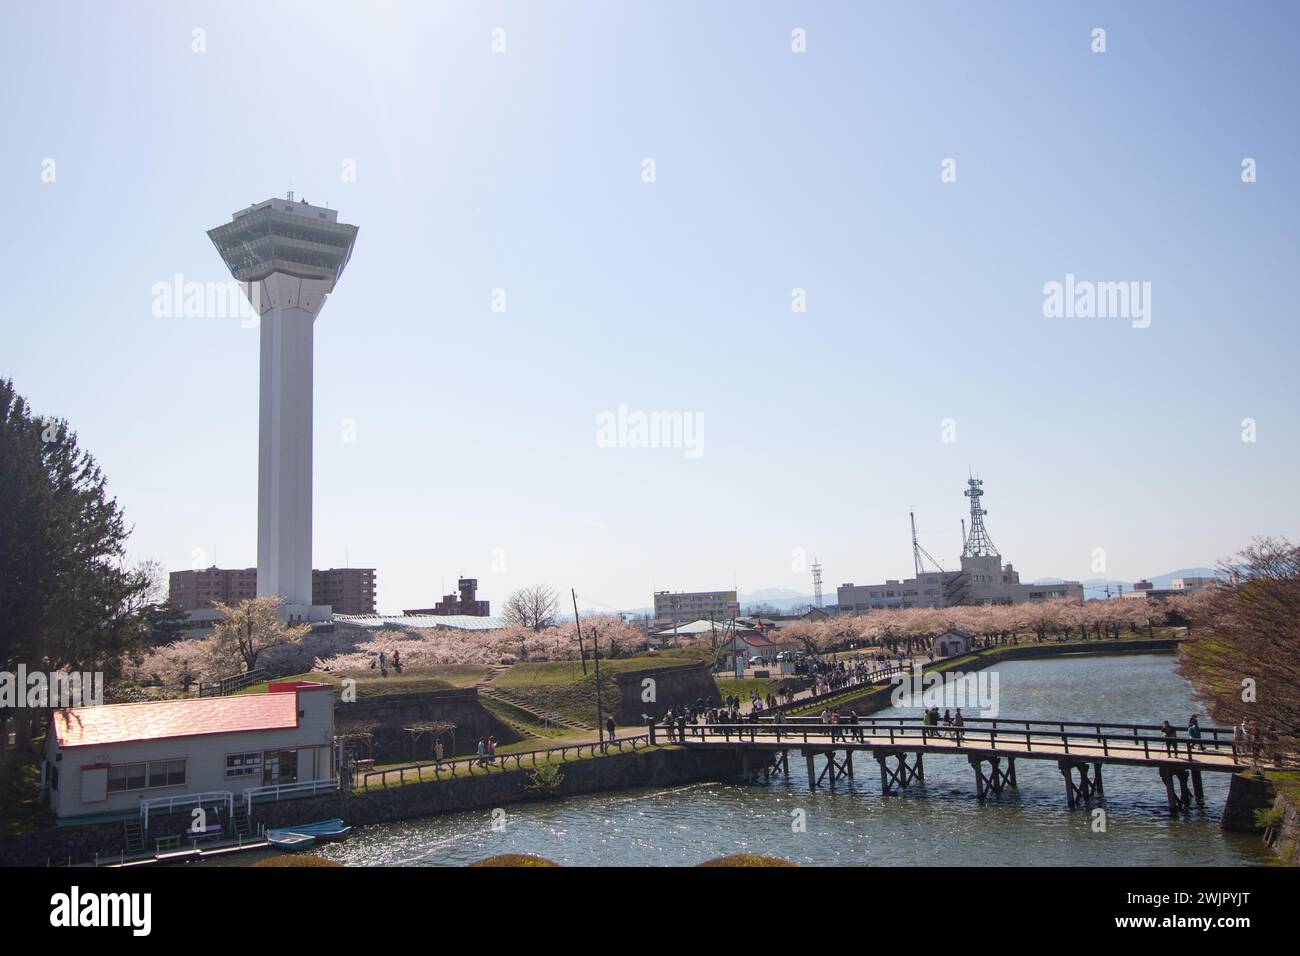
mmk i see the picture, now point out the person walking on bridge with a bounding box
[1161,720,1177,757]
[848,709,863,742]
[1187,716,1203,756]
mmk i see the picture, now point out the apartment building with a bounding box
[169,566,377,615]
[653,589,739,627]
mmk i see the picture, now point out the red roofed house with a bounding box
[42,681,336,820]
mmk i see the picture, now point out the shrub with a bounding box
[696,854,797,867]
[468,854,559,867]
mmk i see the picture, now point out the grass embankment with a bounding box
[477,696,574,740]
[492,648,714,727]
[238,665,491,698]
[1267,770,1300,807]
[714,676,784,701]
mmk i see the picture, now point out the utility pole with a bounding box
[592,626,605,752]
[571,588,588,675]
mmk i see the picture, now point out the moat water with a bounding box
[221,654,1275,867]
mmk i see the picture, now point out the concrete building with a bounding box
[1123,575,1219,601]
[169,567,258,611]
[207,196,359,622]
[404,577,490,617]
[837,558,1084,611]
[837,478,1084,611]
[169,566,377,615]
[42,681,336,820]
[312,568,377,615]
[653,589,738,628]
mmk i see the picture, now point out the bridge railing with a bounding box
[358,733,655,790]
[655,717,1256,765]
[780,714,1238,745]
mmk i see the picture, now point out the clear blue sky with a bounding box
[3,1,1297,613]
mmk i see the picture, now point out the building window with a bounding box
[226,752,263,777]
[107,764,146,793]
[149,760,187,788]
[263,750,299,786]
[107,760,184,793]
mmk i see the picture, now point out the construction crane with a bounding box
[910,510,946,575]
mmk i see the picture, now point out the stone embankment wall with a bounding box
[335,687,519,760]
[613,661,720,724]
[252,746,742,834]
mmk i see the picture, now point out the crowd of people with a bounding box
[807,655,906,697]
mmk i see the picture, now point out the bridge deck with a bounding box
[666,720,1273,772]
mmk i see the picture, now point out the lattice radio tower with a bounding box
[811,558,824,608]
[961,476,999,557]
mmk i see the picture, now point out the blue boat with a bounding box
[266,829,317,850]
[282,819,351,841]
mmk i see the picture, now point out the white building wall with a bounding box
[44,688,334,819]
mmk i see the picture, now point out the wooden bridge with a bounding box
[650,716,1274,816]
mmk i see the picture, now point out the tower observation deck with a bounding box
[207,197,359,616]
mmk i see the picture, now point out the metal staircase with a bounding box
[230,803,252,839]
[122,819,144,854]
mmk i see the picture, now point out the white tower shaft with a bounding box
[257,296,317,606]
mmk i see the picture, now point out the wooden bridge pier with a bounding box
[968,753,1017,800]
[741,749,793,784]
[875,750,924,795]
[1158,766,1194,816]
[1058,759,1104,808]
[803,749,853,789]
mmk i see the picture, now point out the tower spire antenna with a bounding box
[961,475,998,557]
[811,557,824,609]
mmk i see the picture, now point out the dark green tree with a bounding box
[0,378,151,751]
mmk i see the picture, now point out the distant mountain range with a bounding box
[1061,567,1222,597]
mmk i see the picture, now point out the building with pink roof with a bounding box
[41,681,336,821]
